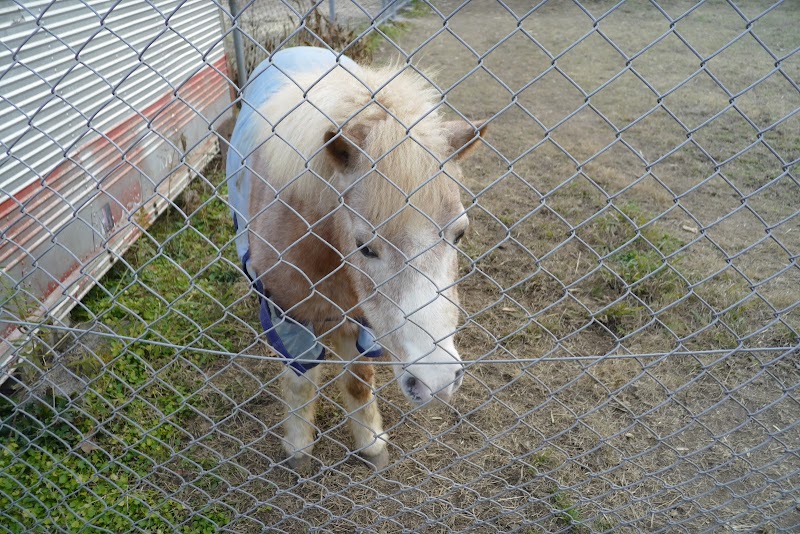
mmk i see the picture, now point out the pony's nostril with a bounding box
[404,375,420,401]
[455,368,464,381]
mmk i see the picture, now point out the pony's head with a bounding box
[312,68,488,405]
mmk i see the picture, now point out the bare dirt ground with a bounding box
[5,1,797,533]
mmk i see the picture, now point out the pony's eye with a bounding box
[356,240,379,259]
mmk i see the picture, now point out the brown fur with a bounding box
[344,364,376,403]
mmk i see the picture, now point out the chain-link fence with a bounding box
[2,0,799,532]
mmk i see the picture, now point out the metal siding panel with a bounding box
[1,1,233,375]
[1,0,224,197]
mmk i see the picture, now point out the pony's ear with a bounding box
[445,119,488,159]
[323,125,368,170]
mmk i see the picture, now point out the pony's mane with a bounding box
[256,61,459,230]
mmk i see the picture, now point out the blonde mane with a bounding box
[250,62,460,229]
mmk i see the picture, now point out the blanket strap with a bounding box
[239,243,383,375]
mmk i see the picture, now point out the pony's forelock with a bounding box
[329,64,460,233]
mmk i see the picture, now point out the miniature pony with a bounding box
[227,47,486,469]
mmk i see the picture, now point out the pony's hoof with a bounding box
[359,448,389,471]
[286,452,314,472]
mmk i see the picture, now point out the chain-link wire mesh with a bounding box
[2,0,799,532]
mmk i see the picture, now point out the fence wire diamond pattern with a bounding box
[1,0,798,532]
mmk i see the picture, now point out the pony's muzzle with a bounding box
[400,363,465,405]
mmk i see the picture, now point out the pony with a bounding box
[227,47,487,470]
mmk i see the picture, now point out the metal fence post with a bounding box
[228,0,247,92]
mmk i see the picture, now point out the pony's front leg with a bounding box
[282,365,322,469]
[331,334,389,470]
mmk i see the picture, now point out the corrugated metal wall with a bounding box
[1,0,233,371]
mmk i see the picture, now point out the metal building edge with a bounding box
[1,54,234,382]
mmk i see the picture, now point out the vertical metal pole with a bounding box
[329,0,336,24]
[378,0,395,25]
[228,0,247,93]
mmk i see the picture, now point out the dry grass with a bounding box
[4,0,798,532]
